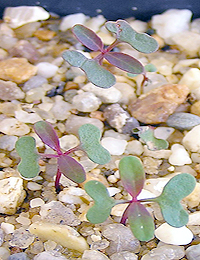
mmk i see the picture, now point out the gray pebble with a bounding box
[166,112,200,130]
[9,252,30,260]
[186,244,200,260]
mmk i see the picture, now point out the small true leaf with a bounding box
[34,121,61,152]
[119,156,145,198]
[144,63,157,72]
[127,202,155,241]
[57,154,86,183]
[105,20,158,53]
[104,52,144,74]
[72,24,104,51]
[81,59,116,88]
[15,136,40,179]
[62,50,88,67]
[85,180,117,223]
[153,173,196,227]
[133,126,169,150]
[78,124,111,164]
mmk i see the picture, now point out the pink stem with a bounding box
[55,168,62,193]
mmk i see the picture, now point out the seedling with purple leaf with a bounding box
[15,121,110,192]
[85,155,196,241]
[62,20,158,88]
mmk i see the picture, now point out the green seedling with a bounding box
[85,156,196,241]
[62,19,158,88]
[15,121,110,192]
[133,126,169,150]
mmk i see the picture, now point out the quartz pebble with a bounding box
[36,62,58,78]
[1,222,15,234]
[72,92,101,112]
[30,198,45,208]
[141,244,185,260]
[58,187,85,205]
[27,182,42,191]
[168,144,192,166]
[0,229,4,246]
[0,58,37,84]
[82,250,110,260]
[50,97,72,121]
[0,177,26,214]
[101,137,127,155]
[151,9,192,44]
[188,211,200,225]
[104,104,130,132]
[9,252,30,260]
[15,110,42,124]
[0,247,10,260]
[183,182,200,208]
[3,6,50,28]
[33,251,67,260]
[0,118,30,136]
[0,80,25,100]
[179,68,200,91]
[9,227,35,249]
[154,223,193,245]
[23,75,47,92]
[186,244,200,260]
[39,201,81,226]
[59,134,79,151]
[129,84,189,124]
[167,112,200,130]
[102,223,140,255]
[65,115,103,136]
[29,222,89,253]
[182,125,200,152]
[59,13,87,31]
[110,251,138,260]
[0,135,18,151]
[82,82,122,103]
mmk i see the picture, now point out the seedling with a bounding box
[62,19,158,88]
[85,156,196,241]
[15,121,110,192]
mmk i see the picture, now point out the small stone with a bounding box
[0,118,30,136]
[104,104,130,132]
[9,40,40,63]
[182,125,200,153]
[29,222,89,253]
[0,229,4,246]
[14,22,41,38]
[188,211,200,225]
[39,201,81,226]
[1,222,15,234]
[29,240,44,255]
[16,215,31,226]
[0,135,18,151]
[0,247,10,260]
[179,68,200,91]
[58,187,85,205]
[151,9,192,44]
[30,198,45,208]
[125,140,144,156]
[59,134,79,151]
[59,13,87,31]
[33,250,67,260]
[184,182,200,208]
[9,252,30,260]
[143,157,162,174]
[101,137,127,155]
[15,110,42,124]
[72,92,101,112]
[121,117,140,135]
[128,84,189,124]
[36,62,58,78]
[186,244,200,260]
[34,29,56,41]
[82,82,122,103]
[0,177,26,214]
[150,57,174,76]
[167,112,200,130]
[169,144,192,166]
[25,87,46,103]
[110,251,138,260]
[3,6,50,28]
[102,223,140,255]
[141,244,185,260]
[113,82,136,105]
[154,223,193,245]
[0,80,25,100]
[0,58,37,83]
[65,115,103,136]
[9,227,35,249]
[23,75,48,92]
[82,250,110,260]
[27,182,42,191]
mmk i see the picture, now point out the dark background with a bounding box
[1,0,200,20]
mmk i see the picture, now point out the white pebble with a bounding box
[155,223,193,245]
[1,222,15,234]
[107,175,118,183]
[0,118,30,136]
[59,13,87,31]
[30,198,45,208]
[16,216,31,226]
[27,182,42,191]
[125,140,144,156]
[107,187,121,197]
[154,127,175,140]
[182,125,200,153]
[179,68,200,90]
[0,247,10,260]
[101,137,127,155]
[188,211,200,225]
[59,134,79,151]
[72,92,101,112]
[15,109,42,124]
[36,62,59,78]
[169,144,192,166]
[151,9,192,44]
[3,6,50,28]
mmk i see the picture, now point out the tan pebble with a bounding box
[128,84,189,124]
[90,111,105,121]
[34,29,56,41]
[0,58,37,83]
[151,34,165,48]
[64,81,79,91]
[190,100,200,116]
[184,182,200,208]
[80,171,109,188]
[29,222,89,253]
